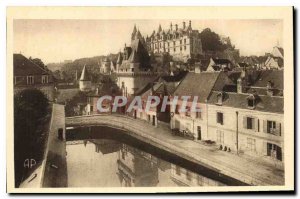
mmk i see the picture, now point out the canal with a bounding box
[66,126,244,187]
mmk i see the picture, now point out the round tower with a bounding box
[79,65,92,91]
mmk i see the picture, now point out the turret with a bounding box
[79,65,92,91]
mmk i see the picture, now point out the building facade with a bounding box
[169,69,284,163]
[146,21,203,62]
[13,54,55,101]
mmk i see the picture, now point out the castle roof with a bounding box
[80,65,91,81]
[128,50,139,63]
[116,52,123,64]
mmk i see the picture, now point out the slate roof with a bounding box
[213,58,231,65]
[159,71,188,82]
[13,54,50,76]
[251,70,283,90]
[208,91,283,113]
[173,72,221,103]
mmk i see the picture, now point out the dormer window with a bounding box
[216,92,223,105]
[247,94,256,109]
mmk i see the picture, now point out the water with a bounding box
[66,128,226,187]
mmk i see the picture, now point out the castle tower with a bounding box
[101,56,111,74]
[79,65,92,91]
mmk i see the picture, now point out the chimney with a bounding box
[175,24,178,31]
[183,21,186,29]
[170,22,173,30]
[189,20,192,28]
[237,78,245,93]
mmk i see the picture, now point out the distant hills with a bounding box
[46,54,118,82]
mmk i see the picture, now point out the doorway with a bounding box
[152,115,156,126]
[197,126,201,140]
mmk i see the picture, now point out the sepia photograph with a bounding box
[6,6,294,193]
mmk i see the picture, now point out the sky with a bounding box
[13,19,283,64]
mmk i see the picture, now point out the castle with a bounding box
[145,21,203,62]
[115,26,161,97]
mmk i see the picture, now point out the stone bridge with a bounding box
[66,114,284,186]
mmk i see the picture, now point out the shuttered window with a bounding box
[263,120,282,136]
[217,112,223,125]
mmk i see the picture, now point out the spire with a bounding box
[170,22,173,30]
[117,52,123,64]
[131,24,137,40]
[80,64,90,81]
[158,24,162,33]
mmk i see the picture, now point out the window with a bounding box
[247,117,254,130]
[42,75,49,84]
[184,46,186,50]
[174,48,176,52]
[180,40,182,44]
[184,39,186,44]
[267,120,276,134]
[175,105,180,114]
[267,143,282,161]
[216,112,223,125]
[175,165,181,175]
[185,109,191,117]
[247,95,256,108]
[90,105,93,112]
[216,130,224,143]
[186,170,191,181]
[196,111,201,119]
[173,41,176,46]
[131,68,134,72]
[217,93,223,105]
[180,47,182,51]
[27,76,34,85]
[247,138,256,151]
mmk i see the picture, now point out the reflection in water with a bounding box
[66,139,224,187]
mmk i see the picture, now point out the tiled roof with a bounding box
[173,72,220,103]
[208,91,283,113]
[13,54,50,76]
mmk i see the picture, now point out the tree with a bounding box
[199,28,234,52]
[14,89,50,187]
